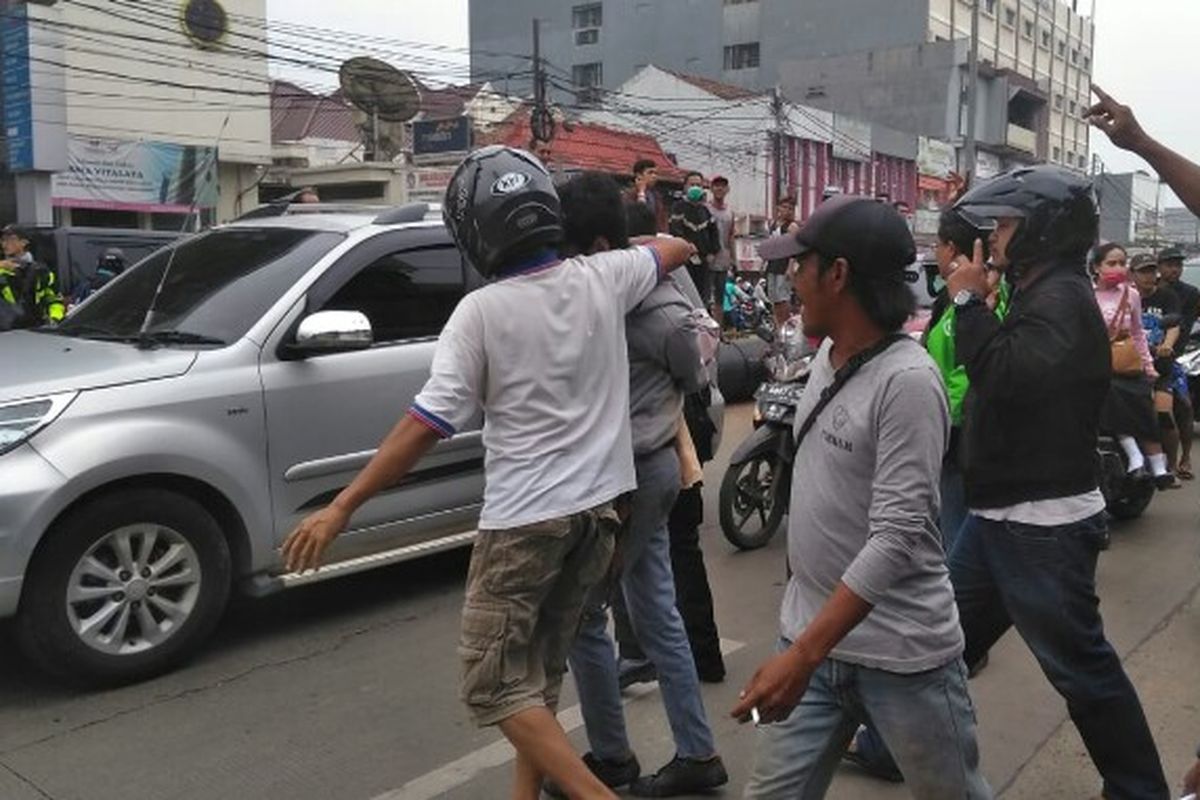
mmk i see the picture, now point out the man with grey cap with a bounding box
[731,197,990,799]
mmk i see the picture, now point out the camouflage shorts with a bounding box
[458,503,620,727]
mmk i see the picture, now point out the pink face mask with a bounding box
[1098,268,1126,289]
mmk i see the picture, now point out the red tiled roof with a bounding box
[660,68,761,101]
[488,107,684,181]
[270,80,358,143]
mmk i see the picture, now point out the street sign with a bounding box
[2,2,34,171]
[412,117,472,159]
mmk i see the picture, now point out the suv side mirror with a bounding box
[285,310,373,358]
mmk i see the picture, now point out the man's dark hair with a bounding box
[777,195,796,207]
[937,209,990,262]
[818,255,915,333]
[711,176,729,186]
[626,202,657,238]
[633,159,656,177]
[558,171,630,256]
[685,170,704,183]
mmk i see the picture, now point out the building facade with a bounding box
[1097,171,1161,247]
[469,0,1093,172]
[2,0,272,229]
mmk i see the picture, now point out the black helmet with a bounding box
[953,164,1097,274]
[443,145,562,277]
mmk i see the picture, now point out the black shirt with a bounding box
[1164,279,1200,355]
[1141,284,1180,328]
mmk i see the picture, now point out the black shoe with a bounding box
[1128,466,1151,482]
[1155,472,1181,490]
[542,752,640,798]
[618,659,657,689]
[628,755,728,797]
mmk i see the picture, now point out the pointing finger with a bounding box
[1090,84,1115,104]
[973,238,985,270]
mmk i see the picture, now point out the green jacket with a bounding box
[924,281,1010,426]
[0,255,65,329]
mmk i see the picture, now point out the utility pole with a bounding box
[963,0,981,183]
[529,19,554,145]
[771,87,784,209]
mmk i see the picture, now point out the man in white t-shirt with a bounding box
[282,146,696,800]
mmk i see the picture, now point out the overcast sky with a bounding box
[267,0,1199,209]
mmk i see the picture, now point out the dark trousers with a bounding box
[951,512,1168,800]
[613,485,724,673]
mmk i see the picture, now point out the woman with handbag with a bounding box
[1093,244,1172,487]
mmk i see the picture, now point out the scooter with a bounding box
[718,317,812,550]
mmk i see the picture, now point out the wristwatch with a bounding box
[953,289,984,309]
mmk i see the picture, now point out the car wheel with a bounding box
[17,488,231,687]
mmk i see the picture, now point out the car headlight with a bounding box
[0,392,77,456]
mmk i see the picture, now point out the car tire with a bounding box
[17,488,232,687]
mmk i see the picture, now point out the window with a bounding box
[571,3,602,29]
[322,247,465,343]
[575,28,599,45]
[1079,154,1088,169]
[1040,29,1051,49]
[572,61,603,88]
[1053,146,1061,161]
[1071,47,1079,64]
[1057,39,1066,57]
[1023,19,1034,40]
[1083,54,1091,69]
[1068,99,1076,115]
[983,0,996,16]
[1054,93,1063,110]
[1003,6,1016,28]
[724,42,760,70]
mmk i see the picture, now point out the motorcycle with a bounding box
[718,317,813,550]
[1096,434,1157,520]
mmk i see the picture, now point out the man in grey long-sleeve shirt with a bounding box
[734,197,990,799]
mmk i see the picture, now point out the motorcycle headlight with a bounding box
[768,319,814,382]
[0,392,77,456]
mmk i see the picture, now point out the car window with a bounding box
[320,246,465,343]
[53,228,343,345]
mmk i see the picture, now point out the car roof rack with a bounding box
[372,203,431,226]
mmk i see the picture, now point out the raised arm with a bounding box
[1086,86,1200,217]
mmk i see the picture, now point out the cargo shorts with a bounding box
[458,502,620,727]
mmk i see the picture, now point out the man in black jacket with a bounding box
[946,166,1169,800]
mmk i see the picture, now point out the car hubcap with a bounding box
[66,524,202,656]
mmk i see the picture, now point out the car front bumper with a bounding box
[0,443,69,618]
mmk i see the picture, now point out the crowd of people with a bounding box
[138,84,1198,800]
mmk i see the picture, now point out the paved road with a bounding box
[1,403,1197,800]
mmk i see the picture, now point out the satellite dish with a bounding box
[338,57,420,162]
[339,57,420,123]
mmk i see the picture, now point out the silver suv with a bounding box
[0,203,494,685]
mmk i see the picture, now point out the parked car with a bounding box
[0,203,494,685]
[24,226,182,298]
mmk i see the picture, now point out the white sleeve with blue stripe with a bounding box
[409,298,485,439]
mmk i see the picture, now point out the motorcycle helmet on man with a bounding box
[443,145,563,277]
[953,164,1097,279]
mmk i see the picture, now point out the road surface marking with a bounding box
[373,637,746,800]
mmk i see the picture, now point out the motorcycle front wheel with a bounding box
[719,454,786,550]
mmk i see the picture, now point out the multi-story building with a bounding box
[469,0,1093,172]
[1097,171,1161,246]
[1162,207,1200,249]
[2,0,271,228]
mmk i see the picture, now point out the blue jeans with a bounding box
[950,512,1169,800]
[744,651,991,799]
[939,458,968,554]
[568,446,716,760]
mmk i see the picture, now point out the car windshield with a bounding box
[48,227,343,345]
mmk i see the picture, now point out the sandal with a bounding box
[1178,464,1194,480]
